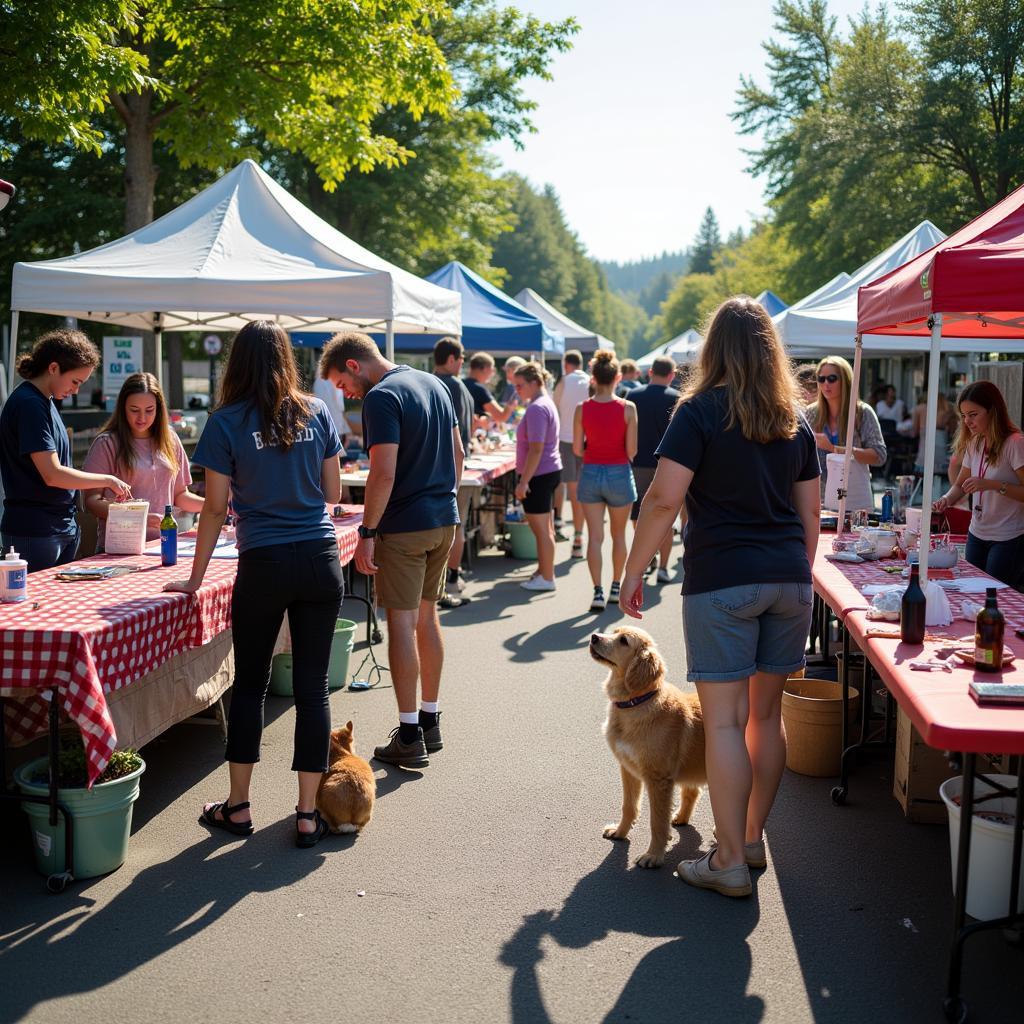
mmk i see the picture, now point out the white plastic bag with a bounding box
[824,453,874,514]
[105,501,149,555]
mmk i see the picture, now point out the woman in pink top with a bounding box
[573,350,638,612]
[83,373,204,550]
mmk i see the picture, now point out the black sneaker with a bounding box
[590,586,606,613]
[421,713,443,753]
[373,727,429,769]
[609,581,621,604]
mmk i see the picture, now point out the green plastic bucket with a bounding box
[508,521,538,560]
[15,756,145,879]
[269,618,357,696]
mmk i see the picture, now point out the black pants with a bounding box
[226,537,344,772]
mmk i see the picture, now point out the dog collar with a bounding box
[613,690,658,709]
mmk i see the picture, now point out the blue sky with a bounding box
[489,0,871,262]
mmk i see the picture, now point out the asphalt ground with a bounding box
[1,534,1022,1023]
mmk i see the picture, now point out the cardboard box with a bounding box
[893,707,959,823]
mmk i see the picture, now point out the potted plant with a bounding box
[15,735,145,884]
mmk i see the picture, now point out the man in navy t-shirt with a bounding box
[320,331,464,771]
[629,355,681,582]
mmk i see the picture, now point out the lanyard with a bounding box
[974,447,989,513]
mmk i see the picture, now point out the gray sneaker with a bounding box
[373,727,429,769]
[422,713,443,753]
[675,849,752,897]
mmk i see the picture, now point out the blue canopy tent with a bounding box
[755,289,788,317]
[292,261,563,357]
[418,262,563,357]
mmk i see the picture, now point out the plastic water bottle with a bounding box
[0,546,28,603]
[160,505,178,567]
[880,488,894,523]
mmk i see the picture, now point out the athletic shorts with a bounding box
[521,469,561,515]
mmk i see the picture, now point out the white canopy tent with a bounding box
[665,328,703,364]
[7,159,461,390]
[513,288,613,356]
[772,222,968,358]
[636,328,703,372]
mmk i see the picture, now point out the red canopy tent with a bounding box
[854,181,1024,578]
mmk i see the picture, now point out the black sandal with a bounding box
[295,807,330,848]
[200,799,254,837]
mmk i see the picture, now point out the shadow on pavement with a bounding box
[0,829,327,1023]
[501,842,765,1024]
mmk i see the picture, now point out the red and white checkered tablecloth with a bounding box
[0,507,362,785]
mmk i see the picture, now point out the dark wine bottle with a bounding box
[974,587,1005,672]
[900,564,927,645]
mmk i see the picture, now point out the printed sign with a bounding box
[102,336,143,400]
[202,334,223,356]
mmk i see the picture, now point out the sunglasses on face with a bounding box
[818,374,839,384]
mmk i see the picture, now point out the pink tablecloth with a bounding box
[812,536,1024,754]
[0,507,362,784]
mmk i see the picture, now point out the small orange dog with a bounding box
[316,721,376,833]
[589,626,706,867]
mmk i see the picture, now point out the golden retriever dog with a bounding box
[589,626,706,867]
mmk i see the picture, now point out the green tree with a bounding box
[660,273,721,338]
[2,1,457,231]
[688,207,722,275]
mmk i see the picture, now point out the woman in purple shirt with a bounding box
[513,362,563,592]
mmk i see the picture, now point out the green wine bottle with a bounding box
[160,504,178,567]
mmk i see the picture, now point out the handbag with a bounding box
[105,501,150,555]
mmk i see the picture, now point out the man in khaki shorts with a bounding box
[319,332,463,769]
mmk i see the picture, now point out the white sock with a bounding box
[399,711,419,725]
[420,701,439,714]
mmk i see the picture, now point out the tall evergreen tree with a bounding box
[689,207,722,275]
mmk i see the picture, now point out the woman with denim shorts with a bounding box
[573,350,638,612]
[621,297,821,898]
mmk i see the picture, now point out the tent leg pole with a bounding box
[6,310,19,399]
[385,321,394,363]
[917,314,943,584]
[837,333,863,535]
[154,325,164,390]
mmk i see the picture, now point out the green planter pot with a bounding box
[507,521,538,560]
[15,756,145,880]
[269,618,357,697]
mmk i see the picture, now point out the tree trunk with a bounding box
[122,91,157,234]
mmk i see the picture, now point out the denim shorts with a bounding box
[577,463,637,508]
[681,582,813,682]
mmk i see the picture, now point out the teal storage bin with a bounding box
[507,521,538,559]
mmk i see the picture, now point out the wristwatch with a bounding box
[357,525,378,539]
[999,482,1008,496]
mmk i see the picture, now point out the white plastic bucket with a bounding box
[939,773,1023,921]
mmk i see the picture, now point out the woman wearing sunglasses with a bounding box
[807,356,886,508]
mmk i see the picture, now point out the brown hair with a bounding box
[682,296,799,443]
[468,352,494,371]
[620,359,638,375]
[513,361,552,389]
[809,355,865,440]
[953,379,1021,463]
[99,372,179,475]
[319,331,380,376]
[433,336,464,367]
[650,356,676,379]
[795,363,819,388]
[219,321,311,450]
[591,349,619,386]
[564,349,583,369]
[18,329,99,379]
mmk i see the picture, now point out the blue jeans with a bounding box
[1,529,80,573]
[965,532,1024,592]
[682,582,813,682]
[577,463,637,508]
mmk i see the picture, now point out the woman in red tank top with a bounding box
[573,351,638,612]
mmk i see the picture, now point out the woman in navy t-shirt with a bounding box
[621,297,820,899]
[0,330,131,571]
[165,321,344,848]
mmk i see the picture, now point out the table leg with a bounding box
[832,624,851,806]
